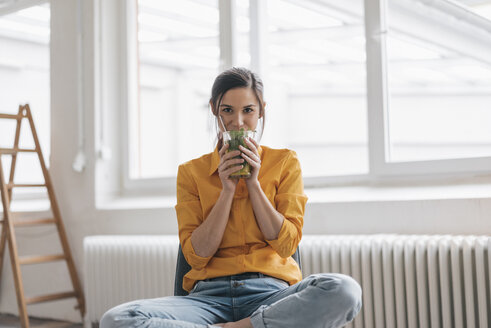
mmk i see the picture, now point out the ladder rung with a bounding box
[25,291,77,305]
[8,183,46,189]
[19,254,65,265]
[0,148,37,154]
[0,113,21,120]
[13,218,56,227]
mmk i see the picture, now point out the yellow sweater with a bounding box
[174,145,308,292]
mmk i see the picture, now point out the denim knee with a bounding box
[100,302,162,328]
[100,304,214,328]
[338,274,362,320]
[100,307,118,328]
[316,274,362,320]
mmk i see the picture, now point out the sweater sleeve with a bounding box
[174,164,213,270]
[265,150,308,258]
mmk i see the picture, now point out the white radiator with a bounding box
[84,235,490,328]
[83,235,180,327]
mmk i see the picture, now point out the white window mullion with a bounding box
[249,0,268,77]
[219,0,238,70]
[364,0,390,177]
[122,0,139,189]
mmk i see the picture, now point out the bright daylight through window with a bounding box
[132,0,221,179]
[0,3,50,199]
[386,0,491,162]
[265,0,368,177]
[132,0,491,181]
[133,0,368,179]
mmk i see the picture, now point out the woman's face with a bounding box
[214,87,264,132]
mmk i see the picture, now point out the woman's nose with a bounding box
[232,113,244,129]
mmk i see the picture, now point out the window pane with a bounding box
[454,0,491,20]
[0,3,50,197]
[386,0,491,162]
[265,0,368,177]
[134,0,220,178]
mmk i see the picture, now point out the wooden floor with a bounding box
[0,313,83,328]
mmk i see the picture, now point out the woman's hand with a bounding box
[218,143,244,192]
[239,137,261,186]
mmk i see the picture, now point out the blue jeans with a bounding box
[100,273,362,328]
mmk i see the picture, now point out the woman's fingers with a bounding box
[219,138,259,175]
[223,163,244,176]
[218,157,244,172]
[220,146,240,160]
[239,144,260,162]
[219,152,241,173]
[223,150,240,161]
[240,152,260,168]
[242,138,259,154]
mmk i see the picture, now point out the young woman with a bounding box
[101,67,362,328]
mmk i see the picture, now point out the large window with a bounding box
[265,0,368,177]
[130,0,257,180]
[0,2,50,199]
[130,0,220,179]
[386,0,491,162]
[124,0,491,191]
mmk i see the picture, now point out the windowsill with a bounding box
[305,182,491,203]
[4,178,491,213]
[95,176,491,210]
[97,194,177,210]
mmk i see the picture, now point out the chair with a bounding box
[174,244,302,296]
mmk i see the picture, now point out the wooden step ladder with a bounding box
[0,104,85,327]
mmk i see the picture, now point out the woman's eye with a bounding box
[244,108,253,113]
[222,108,232,113]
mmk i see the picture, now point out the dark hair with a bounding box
[209,67,265,148]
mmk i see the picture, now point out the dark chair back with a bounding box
[174,244,302,296]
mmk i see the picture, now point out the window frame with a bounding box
[118,0,491,196]
[365,0,491,179]
[118,0,176,196]
[0,0,51,202]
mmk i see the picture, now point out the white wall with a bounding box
[0,0,490,323]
